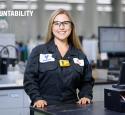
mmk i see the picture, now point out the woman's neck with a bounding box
[54,38,68,48]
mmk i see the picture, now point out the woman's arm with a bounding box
[23,47,43,105]
[78,56,94,104]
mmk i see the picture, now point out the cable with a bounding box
[0,46,9,58]
[0,45,9,74]
[5,45,19,66]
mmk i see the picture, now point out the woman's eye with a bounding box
[55,22,59,25]
[64,22,69,25]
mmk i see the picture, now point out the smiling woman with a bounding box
[23,8,94,109]
[52,14,72,47]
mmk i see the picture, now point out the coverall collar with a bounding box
[46,39,78,56]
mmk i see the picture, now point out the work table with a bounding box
[30,101,125,115]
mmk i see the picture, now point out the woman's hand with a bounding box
[33,100,47,108]
[77,97,91,105]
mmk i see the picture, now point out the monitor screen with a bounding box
[98,27,125,53]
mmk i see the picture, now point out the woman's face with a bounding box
[52,13,72,41]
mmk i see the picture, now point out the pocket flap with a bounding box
[39,61,57,72]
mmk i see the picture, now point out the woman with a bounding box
[24,9,94,108]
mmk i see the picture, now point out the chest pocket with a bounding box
[39,61,58,72]
[73,63,84,74]
[71,59,84,75]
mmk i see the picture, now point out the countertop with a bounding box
[30,101,125,115]
[0,71,23,90]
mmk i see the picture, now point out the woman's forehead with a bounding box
[54,14,70,21]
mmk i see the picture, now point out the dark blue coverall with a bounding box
[23,39,94,105]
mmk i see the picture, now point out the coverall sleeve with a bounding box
[23,47,42,104]
[78,56,94,100]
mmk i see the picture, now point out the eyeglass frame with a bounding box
[53,21,72,28]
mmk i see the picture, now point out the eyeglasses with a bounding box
[53,21,72,28]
